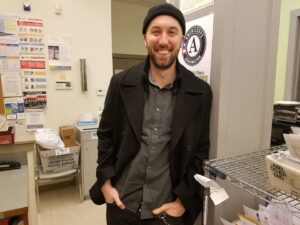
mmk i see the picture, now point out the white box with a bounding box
[266,154,300,197]
[37,143,80,174]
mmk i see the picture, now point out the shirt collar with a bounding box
[143,56,182,91]
[148,71,174,90]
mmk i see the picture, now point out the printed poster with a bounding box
[21,69,47,91]
[178,14,214,83]
[47,35,72,70]
[0,35,20,72]
[23,91,47,108]
[1,72,22,97]
[18,17,45,69]
[17,16,47,107]
[4,97,25,120]
[25,108,44,130]
[0,15,18,36]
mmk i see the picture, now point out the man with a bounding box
[90,3,212,225]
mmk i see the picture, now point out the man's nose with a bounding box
[158,33,169,45]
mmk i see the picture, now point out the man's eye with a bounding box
[151,30,160,35]
[169,31,177,36]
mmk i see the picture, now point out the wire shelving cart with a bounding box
[202,145,300,225]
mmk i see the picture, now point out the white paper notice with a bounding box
[1,72,22,97]
[47,35,72,70]
[0,15,18,35]
[194,174,229,205]
[25,108,44,130]
[55,148,70,156]
[0,35,20,72]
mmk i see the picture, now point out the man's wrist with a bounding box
[101,179,112,192]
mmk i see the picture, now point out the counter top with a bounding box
[0,132,35,155]
[0,165,28,217]
[0,131,37,225]
[14,132,35,145]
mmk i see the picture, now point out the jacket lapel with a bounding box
[120,70,145,143]
[170,76,204,150]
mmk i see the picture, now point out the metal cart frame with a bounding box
[202,145,300,225]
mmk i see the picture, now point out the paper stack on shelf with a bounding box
[220,205,261,225]
[266,125,300,198]
[266,153,300,197]
[220,203,300,225]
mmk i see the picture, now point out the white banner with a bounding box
[178,14,214,83]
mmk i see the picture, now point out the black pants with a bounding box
[106,203,184,225]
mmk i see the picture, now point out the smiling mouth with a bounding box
[156,48,172,56]
[158,49,169,54]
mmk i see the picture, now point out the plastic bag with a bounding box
[35,128,65,149]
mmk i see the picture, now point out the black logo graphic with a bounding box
[182,25,206,66]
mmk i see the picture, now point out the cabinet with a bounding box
[0,132,37,225]
[0,166,28,225]
[203,145,300,223]
[76,125,98,200]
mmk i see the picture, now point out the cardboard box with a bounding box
[59,125,76,147]
[266,154,300,197]
[37,143,80,174]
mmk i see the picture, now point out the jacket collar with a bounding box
[120,56,204,95]
[120,56,205,148]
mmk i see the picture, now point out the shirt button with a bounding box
[148,166,151,169]
[154,128,158,131]
[156,108,160,111]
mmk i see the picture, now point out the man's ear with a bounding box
[143,34,147,46]
[180,35,185,47]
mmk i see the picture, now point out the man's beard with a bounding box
[148,46,180,70]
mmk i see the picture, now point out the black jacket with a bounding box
[90,58,212,225]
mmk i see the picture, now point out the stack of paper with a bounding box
[220,202,300,225]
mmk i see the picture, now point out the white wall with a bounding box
[210,0,279,158]
[1,0,112,130]
[112,1,148,55]
[184,1,280,224]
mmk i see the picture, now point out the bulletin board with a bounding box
[0,15,47,128]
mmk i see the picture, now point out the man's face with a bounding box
[144,15,184,70]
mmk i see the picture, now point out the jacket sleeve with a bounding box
[173,85,212,213]
[96,74,118,188]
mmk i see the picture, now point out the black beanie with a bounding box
[142,3,185,35]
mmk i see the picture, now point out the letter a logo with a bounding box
[189,37,198,54]
[182,25,206,66]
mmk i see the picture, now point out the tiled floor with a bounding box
[38,185,107,225]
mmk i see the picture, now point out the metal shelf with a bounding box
[204,145,300,219]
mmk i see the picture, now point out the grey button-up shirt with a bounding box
[115,73,176,219]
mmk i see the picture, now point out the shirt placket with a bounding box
[142,88,162,214]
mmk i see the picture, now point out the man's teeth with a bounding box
[158,50,169,54]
